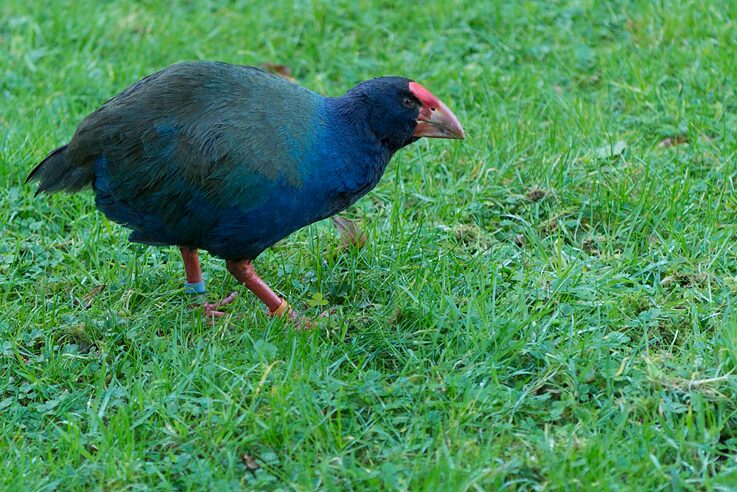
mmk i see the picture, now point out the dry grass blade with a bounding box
[241,452,260,476]
[259,63,296,82]
[73,284,107,309]
[331,215,367,249]
[657,136,689,148]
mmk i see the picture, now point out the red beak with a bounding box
[409,82,465,140]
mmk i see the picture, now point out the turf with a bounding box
[3,0,737,489]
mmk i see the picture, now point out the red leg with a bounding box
[226,259,299,322]
[180,247,203,284]
[180,247,236,318]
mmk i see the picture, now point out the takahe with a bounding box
[27,61,464,322]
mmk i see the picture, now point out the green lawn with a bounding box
[3,0,737,489]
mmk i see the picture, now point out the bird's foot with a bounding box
[201,291,238,318]
[269,299,305,327]
[269,299,320,330]
[269,301,335,330]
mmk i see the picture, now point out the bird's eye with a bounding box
[402,97,414,108]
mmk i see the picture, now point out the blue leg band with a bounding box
[184,280,206,295]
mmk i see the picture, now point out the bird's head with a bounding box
[343,77,465,151]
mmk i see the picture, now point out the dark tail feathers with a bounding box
[26,145,92,196]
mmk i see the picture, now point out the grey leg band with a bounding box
[184,280,206,294]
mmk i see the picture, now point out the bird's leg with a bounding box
[225,259,299,322]
[181,246,204,291]
[180,247,236,318]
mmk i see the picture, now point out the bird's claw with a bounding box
[269,299,324,330]
[319,308,336,318]
[268,299,306,328]
[269,302,335,330]
[201,291,238,318]
[194,292,333,329]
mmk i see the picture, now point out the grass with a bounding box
[3,0,737,489]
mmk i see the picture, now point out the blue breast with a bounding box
[205,101,392,259]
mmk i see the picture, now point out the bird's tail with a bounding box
[26,145,91,195]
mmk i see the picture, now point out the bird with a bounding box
[27,61,464,324]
